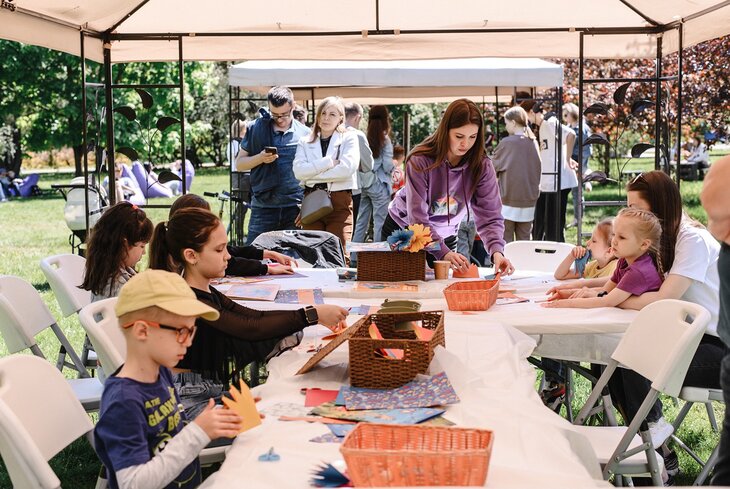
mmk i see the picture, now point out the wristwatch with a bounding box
[302,305,319,325]
[597,291,609,297]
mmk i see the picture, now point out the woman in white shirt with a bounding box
[293,96,360,250]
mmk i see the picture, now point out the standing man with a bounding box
[344,103,374,236]
[703,156,730,486]
[522,100,578,242]
[236,86,311,244]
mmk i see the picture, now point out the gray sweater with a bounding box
[491,134,542,208]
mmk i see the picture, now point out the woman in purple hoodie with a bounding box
[384,99,514,275]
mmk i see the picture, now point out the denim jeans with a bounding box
[353,180,391,244]
[246,205,300,245]
[457,218,477,259]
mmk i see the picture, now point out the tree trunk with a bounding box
[73,144,84,177]
[9,124,22,175]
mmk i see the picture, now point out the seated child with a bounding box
[554,218,617,280]
[94,269,243,489]
[545,208,663,309]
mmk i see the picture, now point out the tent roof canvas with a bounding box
[1,1,729,62]
[229,58,563,105]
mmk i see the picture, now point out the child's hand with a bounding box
[546,281,579,295]
[569,287,599,299]
[267,263,294,275]
[572,246,587,259]
[194,399,243,439]
[264,250,297,267]
[542,299,568,308]
[547,288,579,301]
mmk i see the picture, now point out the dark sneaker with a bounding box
[663,449,679,477]
[540,382,566,412]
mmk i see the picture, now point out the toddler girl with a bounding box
[554,218,617,280]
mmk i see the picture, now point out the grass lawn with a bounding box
[0,155,726,486]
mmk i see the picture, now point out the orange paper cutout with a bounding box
[221,379,262,434]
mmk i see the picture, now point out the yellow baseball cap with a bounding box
[115,269,219,321]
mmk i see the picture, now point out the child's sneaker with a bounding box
[648,417,674,447]
[540,382,566,411]
[662,449,679,477]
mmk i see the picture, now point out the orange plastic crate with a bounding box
[443,279,499,311]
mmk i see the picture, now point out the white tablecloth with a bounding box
[197,269,628,488]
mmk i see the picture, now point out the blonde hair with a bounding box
[592,218,614,248]
[504,106,536,140]
[562,103,579,122]
[309,96,346,143]
[616,208,664,275]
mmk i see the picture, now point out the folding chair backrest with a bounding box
[0,276,56,353]
[78,298,125,373]
[251,230,346,268]
[612,299,710,398]
[40,254,90,318]
[504,240,574,272]
[0,355,93,489]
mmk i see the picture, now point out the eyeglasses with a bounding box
[123,320,197,344]
[630,172,645,185]
[270,109,293,120]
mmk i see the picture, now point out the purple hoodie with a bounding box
[388,153,506,260]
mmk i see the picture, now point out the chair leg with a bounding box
[705,402,718,432]
[51,323,90,378]
[564,368,574,422]
[672,401,693,431]
[694,443,720,486]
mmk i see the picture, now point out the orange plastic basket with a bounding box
[443,279,499,311]
[340,423,494,487]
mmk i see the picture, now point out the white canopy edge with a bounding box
[1,2,729,63]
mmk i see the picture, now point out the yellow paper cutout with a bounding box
[221,379,262,434]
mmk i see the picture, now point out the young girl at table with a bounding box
[545,208,662,309]
[169,193,295,276]
[553,218,617,280]
[384,98,514,274]
[148,207,348,385]
[81,201,153,302]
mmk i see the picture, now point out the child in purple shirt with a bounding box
[544,207,663,309]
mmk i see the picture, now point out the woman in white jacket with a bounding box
[293,96,360,249]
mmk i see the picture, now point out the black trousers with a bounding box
[712,352,730,485]
[533,189,571,242]
[382,214,457,268]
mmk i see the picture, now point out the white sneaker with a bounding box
[647,417,674,447]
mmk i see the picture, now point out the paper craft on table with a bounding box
[348,304,381,315]
[218,283,280,301]
[212,276,273,286]
[340,371,460,410]
[309,433,343,443]
[260,402,313,418]
[304,388,340,407]
[354,282,420,293]
[275,288,324,304]
[220,379,262,434]
[452,263,480,278]
[310,402,445,424]
[326,424,356,437]
[496,291,530,305]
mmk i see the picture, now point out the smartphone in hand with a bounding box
[264,146,278,155]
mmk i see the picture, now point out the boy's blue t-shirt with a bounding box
[94,366,201,489]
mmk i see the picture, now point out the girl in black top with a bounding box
[149,207,348,383]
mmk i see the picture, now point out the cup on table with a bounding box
[433,260,451,280]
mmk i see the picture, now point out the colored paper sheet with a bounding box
[452,263,479,278]
[326,424,356,437]
[354,282,420,293]
[309,433,343,443]
[275,288,324,304]
[340,372,459,411]
[310,402,444,425]
[260,402,312,418]
[304,388,340,407]
[221,379,262,434]
[221,283,280,301]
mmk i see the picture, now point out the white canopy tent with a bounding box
[229,58,564,105]
[1,1,729,62]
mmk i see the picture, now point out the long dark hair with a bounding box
[169,193,211,217]
[148,208,221,273]
[367,105,391,158]
[81,202,153,295]
[409,98,485,196]
[626,170,682,270]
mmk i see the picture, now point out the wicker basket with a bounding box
[443,279,499,311]
[357,250,426,282]
[349,311,445,389]
[341,423,493,487]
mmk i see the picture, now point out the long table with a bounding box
[200,269,622,488]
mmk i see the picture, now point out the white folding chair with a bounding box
[572,299,710,485]
[504,240,574,273]
[0,355,95,489]
[0,275,102,411]
[670,386,723,485]
[40,254,97,372]
[78,299,227,466]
